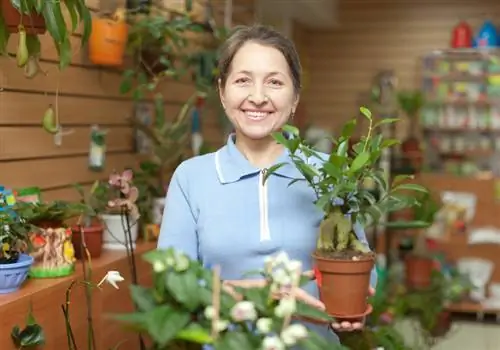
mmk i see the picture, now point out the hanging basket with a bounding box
[1,0,46,34]
[88,18,128,66]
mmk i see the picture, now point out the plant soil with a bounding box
[315,249,376,260]
[0,250,20,264]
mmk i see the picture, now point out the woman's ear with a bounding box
[292,94,300,115]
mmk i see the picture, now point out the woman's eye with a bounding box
[268,79,283,86]
[235,77,250,84]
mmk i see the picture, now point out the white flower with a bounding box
[262,335,285,350]
[97,270,124,289]
[281,324,308,346]
[274,298,296,318]
[153,260,166,273]
[214,320,229,332]
[256,317,273,333]
[273,251,290,267]
[271,268,291,286]
[174,253,189,272]
[287,260,302,273]
[230,301,257,322]
[204,306,215,319]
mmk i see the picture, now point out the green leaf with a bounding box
[64,0,79,32]
[385,220,431,230]
[341,119,356,139]
[76,0,92,45]
[349,151,370,174]
[146,305,191,347]
[215,331,256,350]
[359,106,372,120]
[176,323,213,344]
[296,162,320,179]
[374,117,399,128]
[25,34,41,56]
[296,301,333,323]
[264,162,287,183]
[56,36,72,69]
[165,271,200,311]
[392,174,414,186]
[11,324,45,347]
[322,162,342,179]
[380,138,400,148]
[282,124,300,137]
[237,286,269,313]
[392,183,428,194]
[336,140,348,156]
[0,15,10,54]
[272,131,290,148]
[327,154,347,169]
[129,285,156,312]
[43,0,67,45]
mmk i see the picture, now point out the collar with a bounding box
[215,134,302,184]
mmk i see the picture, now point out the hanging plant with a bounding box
[0,0,92,70]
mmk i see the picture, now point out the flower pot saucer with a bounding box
[297,304,373,325]
[329,304,373,322]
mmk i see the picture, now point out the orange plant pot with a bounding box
[89,18,128,66]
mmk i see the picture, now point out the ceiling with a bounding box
[257,0,338,29]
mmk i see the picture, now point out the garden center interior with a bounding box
[1,0,500,349]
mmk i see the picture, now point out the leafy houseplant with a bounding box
[266,107,428,318]
[0,0,92,70]
[397,90,425,170]
[114,249,346,350]
[0,189,36,293]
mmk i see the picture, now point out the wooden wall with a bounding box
[299,0,500,132]
[0,0,254,203]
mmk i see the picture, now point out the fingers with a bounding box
[368,286,375,296]
[302,270,315,280]
[295,288,325,310]
[330,321,363,332]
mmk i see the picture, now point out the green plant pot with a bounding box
[29,263,75,278]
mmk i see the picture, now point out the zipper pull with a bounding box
[261,168,268,185]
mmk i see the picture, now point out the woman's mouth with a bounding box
[243,110,272,121]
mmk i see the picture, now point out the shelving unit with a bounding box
[420,49,500,177]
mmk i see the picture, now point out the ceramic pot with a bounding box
[0,254,34,293]
[313,252,375,317]
[405,255,434,289]
[71,224,104,259]
[88,18,128,66]
[1,0,46,34]
[101,214,139,250]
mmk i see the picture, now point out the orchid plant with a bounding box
[113,249,347,350]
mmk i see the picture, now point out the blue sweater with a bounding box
[158,135,377,344]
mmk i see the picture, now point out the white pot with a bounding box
[101,214,139,250]
[152,197,165,225]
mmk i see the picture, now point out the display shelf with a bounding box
[420,49,500,177]
[0,241,156,350]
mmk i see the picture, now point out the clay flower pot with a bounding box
[1,0,46,34]
[313,253,375,319]
[405,255,434,289]
[88,18,128,66]
[71,224,104,259]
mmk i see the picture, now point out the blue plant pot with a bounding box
[0,254,34,294]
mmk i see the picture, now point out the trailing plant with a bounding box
[0,0,92,70]
[266,107,429,257]
[11,303,45,349]
[113,249,346,350]
[14,200,87,228]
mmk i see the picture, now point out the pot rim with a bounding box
[0,253,33,269]
[312,251,376,263]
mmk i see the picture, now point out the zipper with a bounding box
[259,168,271,241]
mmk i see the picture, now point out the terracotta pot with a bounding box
[1,0,46,34]
[430,311,452,337]
[88,18,128,66]
[405,255,434,289]
[313,253,375,317]
[71,225,104,259]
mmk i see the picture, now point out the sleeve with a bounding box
[353,221,378,288]
[157,164,199,260]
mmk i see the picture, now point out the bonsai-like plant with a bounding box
[266,107,429,317]
[114,249,346,350]
[0,0,92,70]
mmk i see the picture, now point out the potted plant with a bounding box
[0,0,92,70]
[93,169,140,251]
[398,193,441,289]
[15,200,85,278]
[113,249,346,350]
[267,107,428,319]
[71,181,105,259]
[0,189,36,294]
[397,90,425,171]
[88,7,128,66]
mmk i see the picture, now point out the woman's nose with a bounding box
[247,88,267,105]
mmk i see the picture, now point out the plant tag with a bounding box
[313,266,322,287]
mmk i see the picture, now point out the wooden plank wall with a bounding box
[298,0,500,132]
[0,0,254,203]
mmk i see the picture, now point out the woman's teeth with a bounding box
[245,111,269,120]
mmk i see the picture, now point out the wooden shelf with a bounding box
[0,241,156,349]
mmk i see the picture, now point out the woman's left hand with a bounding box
[330,287,375,332]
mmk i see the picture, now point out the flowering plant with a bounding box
[113,249,347,349]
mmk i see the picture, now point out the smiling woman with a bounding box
[157,24,377,347]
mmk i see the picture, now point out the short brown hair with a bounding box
[217,24,302,94]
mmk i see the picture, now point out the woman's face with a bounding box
[219,41,299,141]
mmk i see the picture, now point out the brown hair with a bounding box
[217,24,302,94]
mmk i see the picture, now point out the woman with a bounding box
[158,24,376,344]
